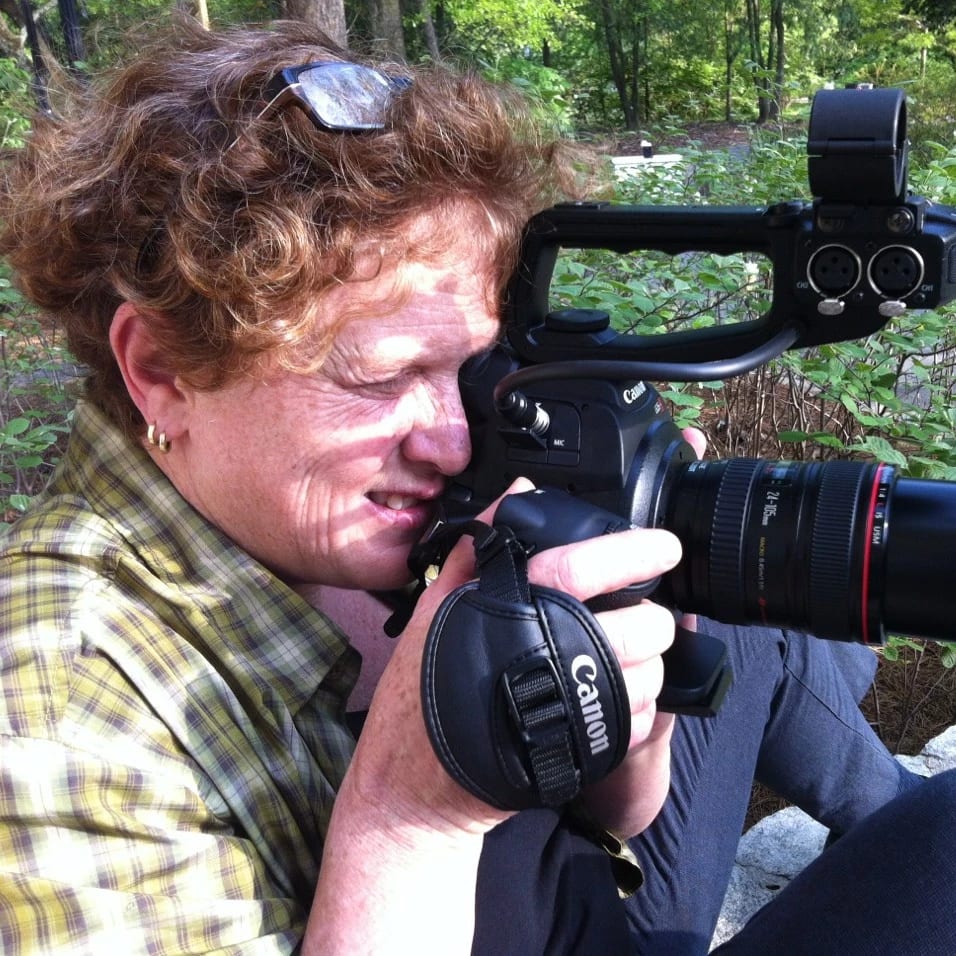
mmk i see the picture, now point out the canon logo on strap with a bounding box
[571,654,611,755]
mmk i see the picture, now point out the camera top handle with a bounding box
[505,87,956,379]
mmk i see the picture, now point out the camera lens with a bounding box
[658,458,954,643]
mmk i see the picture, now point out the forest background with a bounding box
[2,0,956,779]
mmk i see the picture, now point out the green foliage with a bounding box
[440,0,587,67]
[479,56,577,133]
[902,0,956,30]
[0,56,77,522]
[0,59,32,149]
[0,306,76,529]
[29,1,278,71]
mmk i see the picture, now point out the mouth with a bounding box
[368,491,431,512]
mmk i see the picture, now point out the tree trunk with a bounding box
[746,0,771,123]
[722,3,742,122]
[598,0,639,130]
[768,0,784,121]
[283,0,348,49]
[368,0,406,59]
[15,0,52,111]
[418,0,440,61]
[640,15,649,121]
[749,0,786,121]
[57,0,86,67]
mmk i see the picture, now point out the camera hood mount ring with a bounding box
[807,87,909,204]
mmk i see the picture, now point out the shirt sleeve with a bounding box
[0,491,347,954]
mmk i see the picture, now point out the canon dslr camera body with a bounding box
[411,87,956,708]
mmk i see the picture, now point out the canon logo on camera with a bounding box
[621,382,647,405]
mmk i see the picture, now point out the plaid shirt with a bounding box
[0,401,359,954]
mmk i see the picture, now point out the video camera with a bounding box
[410,86,956,717]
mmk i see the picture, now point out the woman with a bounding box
[0,17,682,952]
[0,16,951,956]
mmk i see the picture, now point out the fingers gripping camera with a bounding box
[420,522,629,811]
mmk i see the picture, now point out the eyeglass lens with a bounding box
[297,62,407,130]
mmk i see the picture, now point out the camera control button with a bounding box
[818,298,845,316]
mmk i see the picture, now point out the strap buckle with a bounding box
[502,658,580,807]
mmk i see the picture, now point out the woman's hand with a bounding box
[333,468,690,829]
[523,527,683,837]
[326,423,709,840]
[309,423,707,951]
[574,425,708,837]
[306,483,542,955]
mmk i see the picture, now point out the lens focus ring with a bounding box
[708,459,763,620]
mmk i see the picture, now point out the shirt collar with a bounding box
[49,400,360,714]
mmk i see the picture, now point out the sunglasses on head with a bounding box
[255,60,412,133]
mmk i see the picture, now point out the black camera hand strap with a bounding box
[420,521,630,812]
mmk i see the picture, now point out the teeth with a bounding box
[373,493,417,510]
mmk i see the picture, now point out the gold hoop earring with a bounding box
[147,422,170,453]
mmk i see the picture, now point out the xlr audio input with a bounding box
[869,246,923,297]
[808,245,861,296]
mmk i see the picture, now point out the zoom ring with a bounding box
[808,462,867,639]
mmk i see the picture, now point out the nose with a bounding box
[401,375,472,476]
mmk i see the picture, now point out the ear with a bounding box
[109,302,189,441]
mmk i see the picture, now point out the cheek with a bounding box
[291,402,408,490]
[329,397,415,460]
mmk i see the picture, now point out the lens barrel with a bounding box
[659,457,955,644]
[882,476,956,640]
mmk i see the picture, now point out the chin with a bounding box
[349,555,416,593]
[371,568,417,592]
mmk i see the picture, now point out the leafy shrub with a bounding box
[0,302,77,528]
[0,59,76,525]
[0,58,31,149]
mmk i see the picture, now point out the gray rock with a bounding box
[911,724,956,774]
[710,808,826,948]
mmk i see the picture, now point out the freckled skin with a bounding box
[167,242,500,591]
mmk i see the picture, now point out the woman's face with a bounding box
[172,235,501,592]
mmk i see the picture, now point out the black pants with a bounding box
[474,623,943,955]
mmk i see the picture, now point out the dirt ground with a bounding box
[617,121,762,155]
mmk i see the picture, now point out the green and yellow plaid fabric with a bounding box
[0,401,359,954]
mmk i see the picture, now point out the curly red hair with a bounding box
[0,18,594,438]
